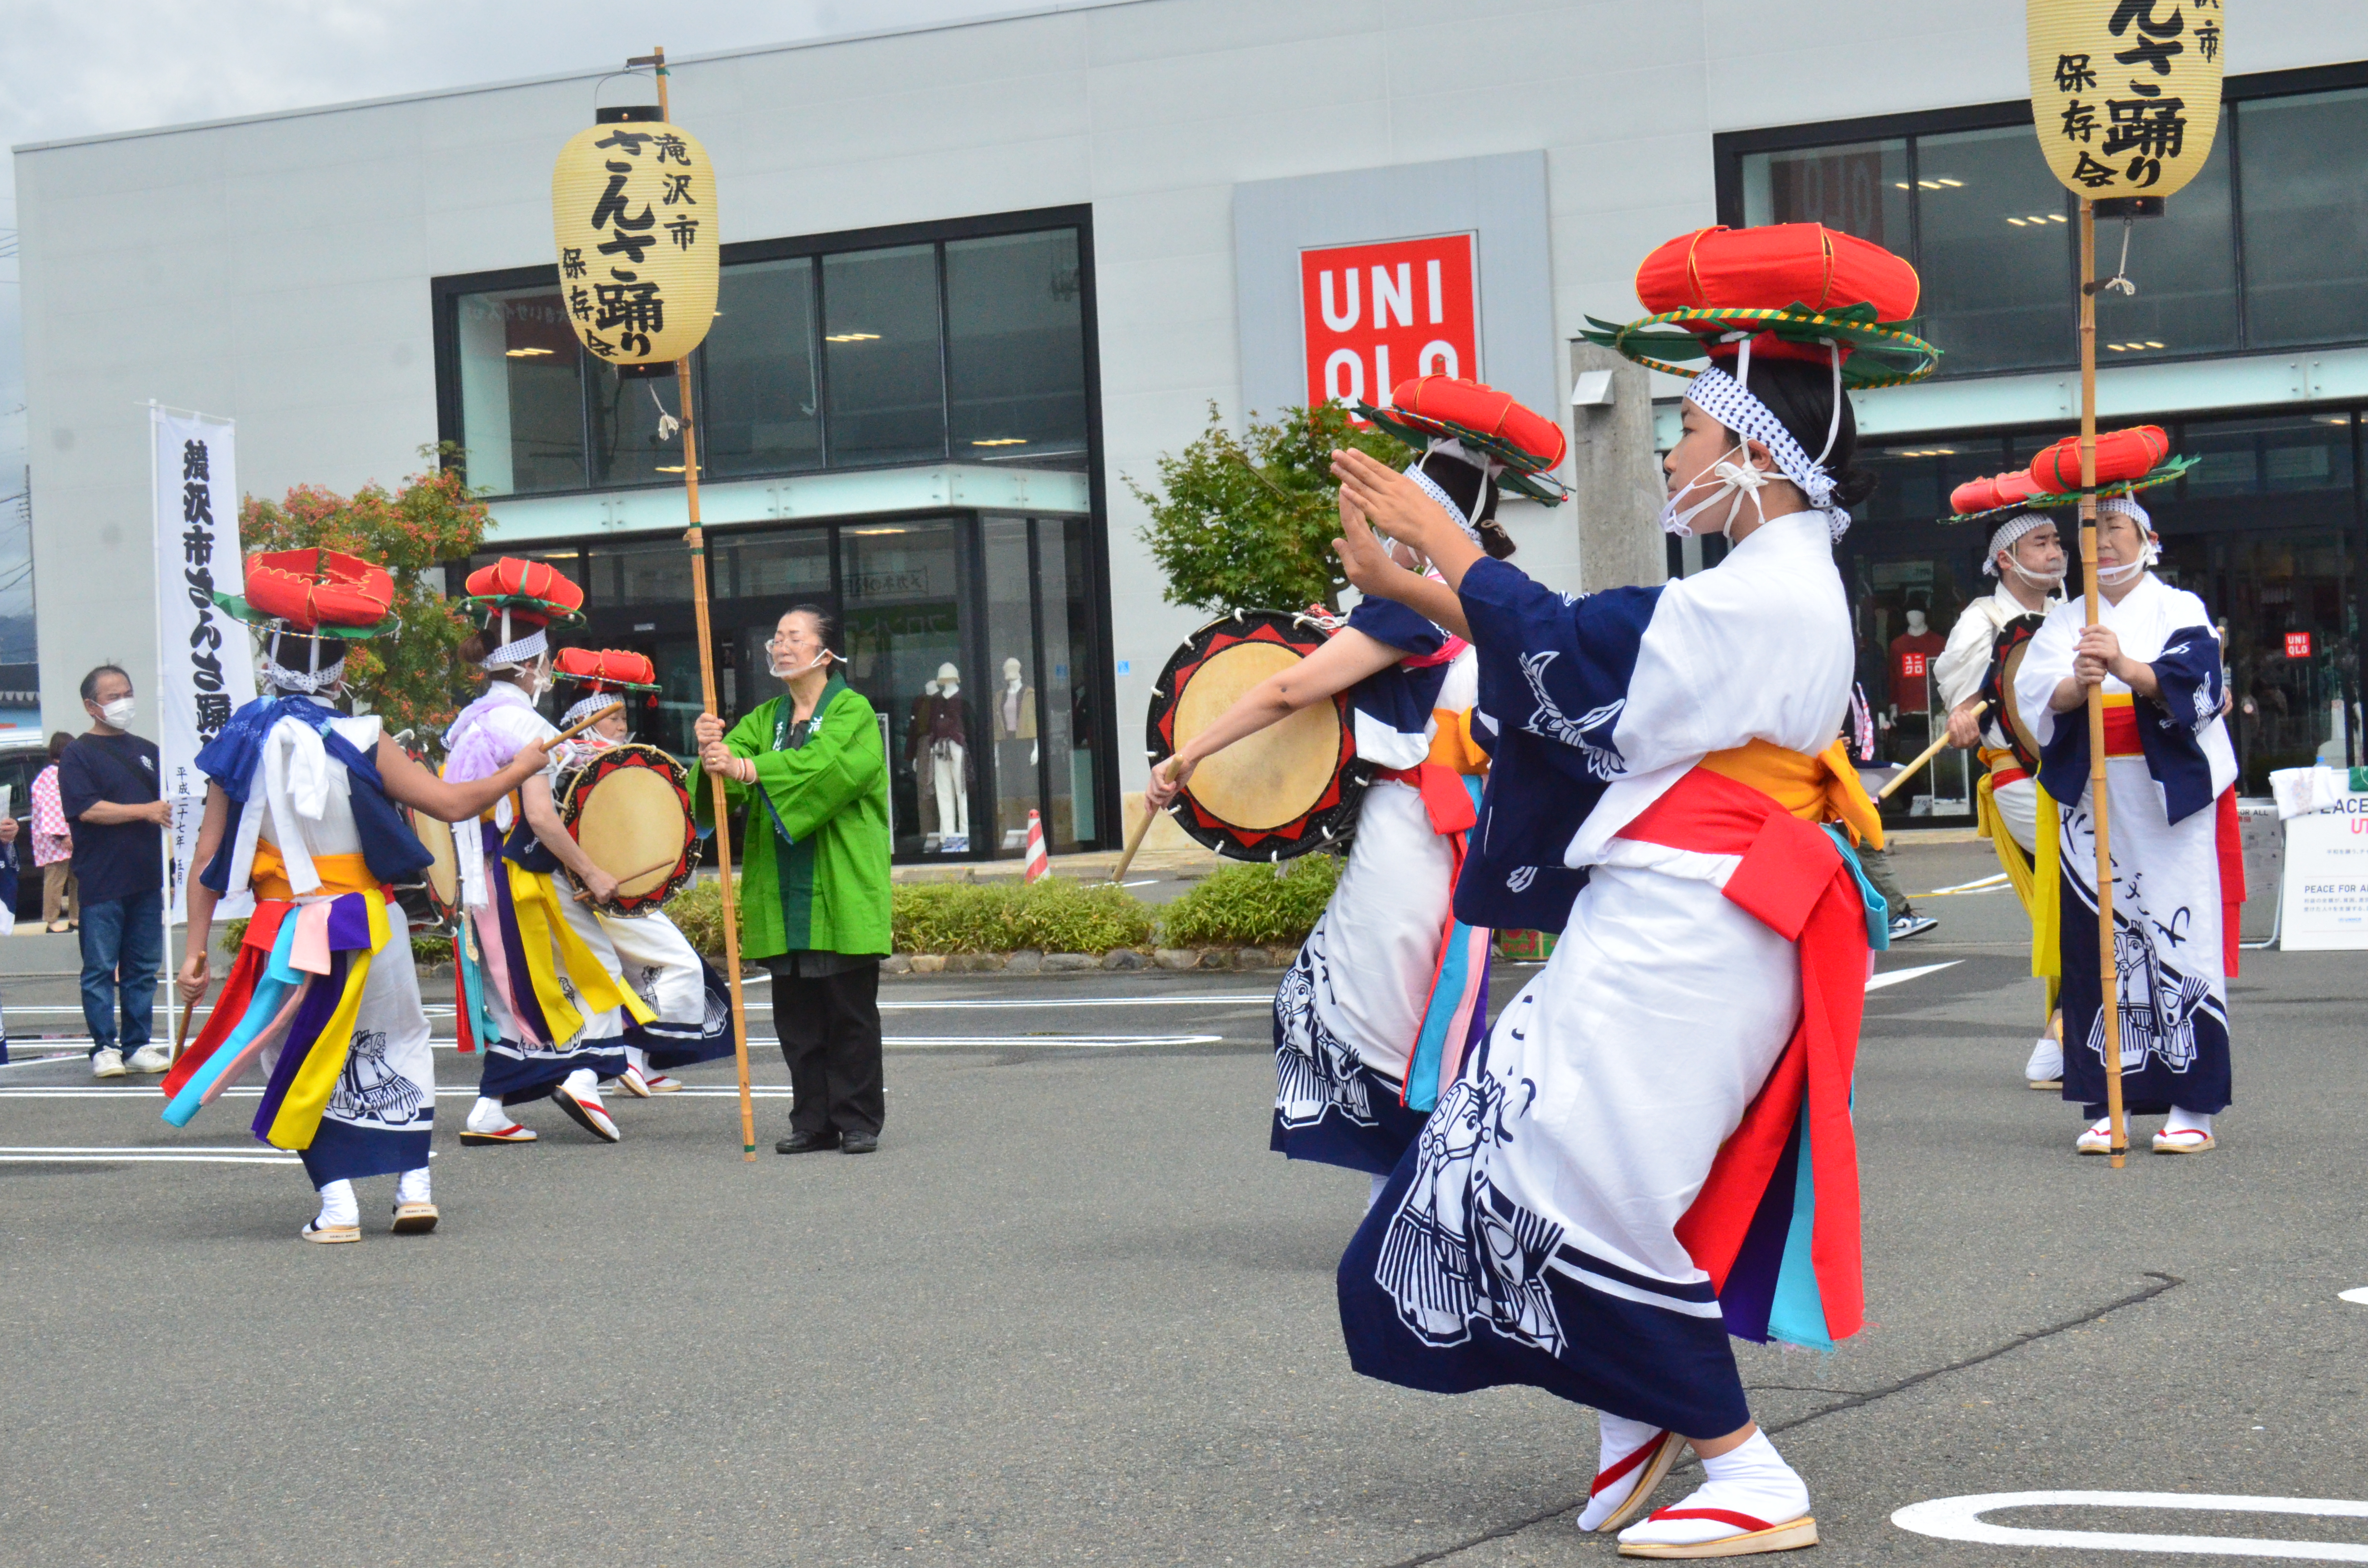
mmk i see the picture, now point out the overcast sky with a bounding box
[0,0,1066,636]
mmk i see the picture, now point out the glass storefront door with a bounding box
[842,520,972,858]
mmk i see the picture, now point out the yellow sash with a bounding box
[1699,737,1885,849]
[505,860,654,1037]
[252,844,382,903]
[1426,707,1492,776]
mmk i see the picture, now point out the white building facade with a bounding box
[17,0,2368,858]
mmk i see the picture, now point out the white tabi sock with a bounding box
[2024,1033,2063,1081]
[1577,1411,1665,1530]
[312,1179,359,1230]
[624,1044,650,1074]
[2166,1106,2214,1136]
[562,1067,599,1099]
[466,1096,511,1134]
[1367,1173,1391,1213]
[1617,1430,1809,1548]
[396,1166,432,1205]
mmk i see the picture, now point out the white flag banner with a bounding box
[152,407,255,923]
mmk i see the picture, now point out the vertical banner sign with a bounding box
[1300,234,1478,416]
[151,408,255,923]
[2027,0,2224,203]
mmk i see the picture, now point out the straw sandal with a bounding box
[1591,1430,1686,1533]
[1618,1510,1818,1557]
[390,1202,440,1235]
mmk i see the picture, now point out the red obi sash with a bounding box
[1617,765,1871,1345]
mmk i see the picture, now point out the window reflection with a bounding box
[455,288,584,495]
[1739,139,1909,249]
[706,258,821,477]
[947,232,1088,467]
[1914,126,2075,375]
[589,360,696,488]
[2093,131,2238,359]
[2239,87,2368,347]
[823,245,947,467]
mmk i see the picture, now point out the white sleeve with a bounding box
[2016,604,2081,749]
[1931,608,1994,714]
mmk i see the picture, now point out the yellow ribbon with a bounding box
[259,893,390,1151]
[506,862,653,1037]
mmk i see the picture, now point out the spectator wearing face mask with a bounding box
[59,665,169,1078]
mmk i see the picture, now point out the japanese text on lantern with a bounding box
[179,441,232,741]
[550,119,720,368]
[1300,234,1478,416]
[2026,0,2224,203]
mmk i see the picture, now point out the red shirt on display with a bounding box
[1890,629,1945,712]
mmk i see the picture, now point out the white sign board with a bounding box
[151,407,256,923]
[2277,775,2368,951]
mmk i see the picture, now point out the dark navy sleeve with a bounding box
[2138,624,2223,825]
[1344,596,1447,660]
[1449,560,1664,933]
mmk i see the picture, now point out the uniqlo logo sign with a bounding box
[2286,631,2313,658]
[1300,234,1478,416]
[1899,652,1928,678]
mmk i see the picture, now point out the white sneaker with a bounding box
[126,1044,172,1074]
[91,1047,126,1078]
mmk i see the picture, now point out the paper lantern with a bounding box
[551,107,719,376]
[2027,0,2224,207]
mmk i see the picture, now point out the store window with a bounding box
[2238,87,2368,347]
[706,257,821,478]
[946,231,1089,467]
[843,520,970,856]
[438,211,1091,496]
[822,245,946,467]
[1721,74,2368,379]
[452,287,584,495]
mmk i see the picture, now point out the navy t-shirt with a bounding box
[58,733,162,903]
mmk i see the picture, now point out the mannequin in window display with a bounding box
[909,662,970,852]
[994,656,1037,848]
[1887,604,1944,770]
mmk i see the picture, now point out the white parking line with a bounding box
[1922,873,2012,897]
[0,1147,301,1165]
[2339,1287,2368,1306]
[1867,961,1961,993]
[1893,1489,2368,1560]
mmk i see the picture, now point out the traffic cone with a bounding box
[1023,809,1050,882]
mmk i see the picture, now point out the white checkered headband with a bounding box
[561,692,619,731]
[1982,512,2052,577]
[2097,493,2159,566]
[1681,365,1850,541]
[1404,438,1494,545]
[259,629,346,695]
[481,626,549,670]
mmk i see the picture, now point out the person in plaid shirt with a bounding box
[32,732,75,933]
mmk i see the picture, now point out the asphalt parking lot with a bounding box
[1,838,2363,1567]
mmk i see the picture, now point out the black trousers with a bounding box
[771,962,885,1138]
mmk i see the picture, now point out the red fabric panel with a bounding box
[2217,786,2245,980]
[159,943,266,1101]
[1626,765,1870,1343]
[2101,702,2143,757]
[1370,762,1480,837]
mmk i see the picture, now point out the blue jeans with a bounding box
[80,889,161,1055]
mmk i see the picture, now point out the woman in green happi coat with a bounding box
[692,603,893,1155]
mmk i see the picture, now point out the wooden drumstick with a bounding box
[572,852,687,903]
[537,701,624,753]
[1105,796,1163,886]
[1876,701,1986,802]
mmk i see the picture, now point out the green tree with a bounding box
[1127,403,1404,615]
[239,445,490,737]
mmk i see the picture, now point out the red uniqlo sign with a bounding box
[1300,234,1478,416]
[2286,631,2313,658]
[1899,651,1928,678]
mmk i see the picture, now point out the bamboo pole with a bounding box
[650,46,757,1162]
[2077,200,2129,1168]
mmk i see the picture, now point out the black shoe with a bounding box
[775,1130,840,1154]
[839,1131,880,1155]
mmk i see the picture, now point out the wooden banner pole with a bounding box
[648,46,757,1163]
[2077,199,2129,1168]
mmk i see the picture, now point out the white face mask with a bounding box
[2002,555,2066,591]
[768,644,833,680]
[1656,442,1770,539]
[99,697,136,728]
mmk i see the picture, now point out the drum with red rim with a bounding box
[1145,609,1368,861]
[1980,612,2051,778]
[557,743,698,914]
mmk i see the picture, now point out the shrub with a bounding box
[1155,854,1339,949]
[667,874,1156,959]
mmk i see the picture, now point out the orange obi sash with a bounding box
[1980,745,2029,790]
[1698,736,1885,850]
[251,843,393,904]
[2100,692,2141,758]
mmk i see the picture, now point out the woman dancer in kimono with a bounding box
[166,551,551,1241]
[447,560,654,1147]
[2014,492,2240,1155]
[1142,379,1564,1208]
[1327,225,1932,1557]
[547,655,735,1098]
